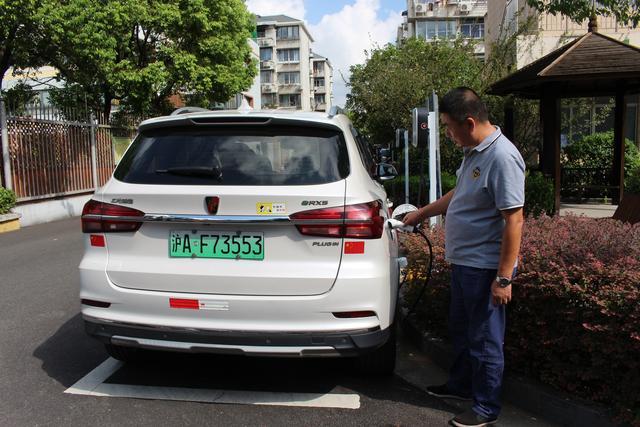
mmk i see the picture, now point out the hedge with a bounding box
[402,215,640,425]
[0,187,16,215]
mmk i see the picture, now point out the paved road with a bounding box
[0,218,553,426]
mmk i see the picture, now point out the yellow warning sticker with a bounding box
[256,202,286,215]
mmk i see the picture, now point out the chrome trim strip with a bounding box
[82,214,291,225]
[81,214,374,226]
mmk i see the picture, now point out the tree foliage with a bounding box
[0,0,48,87]
[526,0,640,27]
[346,38,483,174]
[347,38,482,147]
[40,0,257,119]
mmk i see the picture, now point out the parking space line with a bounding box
[65,358,360,409]
[65,357,123,395]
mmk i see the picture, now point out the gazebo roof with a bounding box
[488,31,640,99]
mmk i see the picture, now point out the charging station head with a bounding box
[391,204,418,221]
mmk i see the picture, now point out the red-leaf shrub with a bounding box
[402,215,640,425]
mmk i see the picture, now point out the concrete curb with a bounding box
[399,312,621,427]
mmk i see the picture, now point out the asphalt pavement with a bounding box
[0,218,555,426]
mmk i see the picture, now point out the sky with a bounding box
[245,0,406,106]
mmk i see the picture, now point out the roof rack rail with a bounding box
[327,105,345,118]
[170,106,210,116]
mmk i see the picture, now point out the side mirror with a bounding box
[376,162,398,182]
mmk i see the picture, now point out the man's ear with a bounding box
[465,117,476,133]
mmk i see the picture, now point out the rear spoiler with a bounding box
[138,116,342,133]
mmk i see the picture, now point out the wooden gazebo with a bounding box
[488,27,640,210]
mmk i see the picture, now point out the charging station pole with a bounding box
[404,129,409,204]
[412,92,442,227]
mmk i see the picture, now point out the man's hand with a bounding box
[491,281,512,306]
[402,209,423,227]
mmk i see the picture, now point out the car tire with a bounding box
[105,344,142,362]
[355,325,397,376]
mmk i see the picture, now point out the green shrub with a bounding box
[0,187,17,215]
[628,167,640,195]
[402,216,640,425]
[525,171,555,217]
[563,131,640,196]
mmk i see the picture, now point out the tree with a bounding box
[347,38,482,149]
[526,0,640,27]
[0,0,48,88]
[42,0,257,120]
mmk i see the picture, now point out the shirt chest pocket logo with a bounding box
[472,167,481,180]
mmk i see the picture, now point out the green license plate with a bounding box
[169,231,264,260]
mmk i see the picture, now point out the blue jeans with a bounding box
[446,264,506,418]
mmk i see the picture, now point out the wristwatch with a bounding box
[496,276,512,288]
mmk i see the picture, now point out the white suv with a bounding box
[79,108,400,374]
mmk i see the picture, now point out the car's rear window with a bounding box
[114,125,350,186]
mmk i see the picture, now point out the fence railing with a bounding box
[0,99,138,202]
[561,166,615,201]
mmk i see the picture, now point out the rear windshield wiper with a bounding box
[155,166,222,180]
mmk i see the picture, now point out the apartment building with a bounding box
[397,0,487,58]
[486,0,640,69]
[310,53,333,112]
[486,1,640,144]
[257,15,317,111]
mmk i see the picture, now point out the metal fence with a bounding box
[0,99,137,202]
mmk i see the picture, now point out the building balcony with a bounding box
[277,63,300,73]
[257,37,275,47]
[313,70,325,77]
[410,0,486,19]
[278,84,302,94]
[313,86,326,94]
[276,38,301,49]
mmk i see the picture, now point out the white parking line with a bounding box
[65,358,360,410]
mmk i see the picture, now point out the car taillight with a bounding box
[290,201,384,239]
[81,199,145,233]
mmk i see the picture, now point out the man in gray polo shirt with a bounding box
[403,87,525,427]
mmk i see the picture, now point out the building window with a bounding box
[416,20,457,40]
[260,48,273,61]
[314,94,325,105]
[460,19,484,39]
[279,94,301,108]
[278,72,300,84]
[314,78,325,88]
[277,48,300,62]
[262,93,277,107]
[276,26,299,40]
[260,70,273,83]
[257,26,267,38]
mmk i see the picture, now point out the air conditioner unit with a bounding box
[415,4,425,13]
[459,2,470,12]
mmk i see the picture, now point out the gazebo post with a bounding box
[612,90,627,204]
[503,97,515,142]
[540,88,562,213]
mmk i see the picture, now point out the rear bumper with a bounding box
[84,315,391,357]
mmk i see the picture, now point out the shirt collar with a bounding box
[473,126,501,153]
[464,126,501,156]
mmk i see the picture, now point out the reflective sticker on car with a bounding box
[256,202,286,215]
